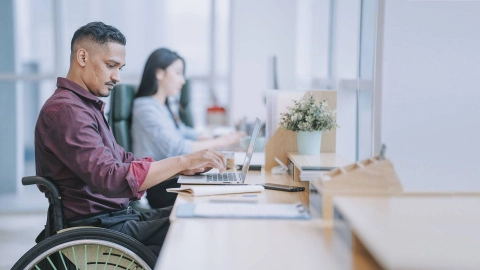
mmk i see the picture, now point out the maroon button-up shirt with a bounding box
[35,77,151,220]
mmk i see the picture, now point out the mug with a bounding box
[221,151,235,171]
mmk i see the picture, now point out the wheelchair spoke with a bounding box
[47,256,58,269]
[126,259,135,270]
[29,244,148,270]
[72,246,79,270]
[103,248,112,270]
[59,250,68,270]
[95,245,100,270]
[14,228,155,270]
[114,252,124,270]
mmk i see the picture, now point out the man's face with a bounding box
[82,42,126,97]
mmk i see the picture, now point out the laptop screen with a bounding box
[240,118,262,180]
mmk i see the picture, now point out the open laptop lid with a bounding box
[239,117,262,181]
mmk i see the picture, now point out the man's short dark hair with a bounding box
[70,22,126,53]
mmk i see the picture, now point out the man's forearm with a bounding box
[139,156,185,191]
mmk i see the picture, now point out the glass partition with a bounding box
[357,0,378,160]
[0,0,229,194]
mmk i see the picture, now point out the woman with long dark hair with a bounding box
[132,48,244,208]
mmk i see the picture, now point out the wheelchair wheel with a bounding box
[12,227,157,270]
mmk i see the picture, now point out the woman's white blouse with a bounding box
[131,96,198,160]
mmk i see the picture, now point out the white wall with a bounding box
[382,1,480,191]
[230,0,296,124]
[295,0,330,89]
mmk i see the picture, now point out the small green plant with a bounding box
[280,94,338,132]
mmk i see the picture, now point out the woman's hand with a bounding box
[219,131,246,146]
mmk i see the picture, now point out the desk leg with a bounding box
[292,164,310,209]
[352,233,384,269]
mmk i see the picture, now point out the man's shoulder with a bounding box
[41,89,88,118]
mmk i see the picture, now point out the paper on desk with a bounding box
[167,185,264,197]
[176,202,311,220]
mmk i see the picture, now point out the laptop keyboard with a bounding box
[206,172,237,182]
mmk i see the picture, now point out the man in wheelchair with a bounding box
[33,21,226,256]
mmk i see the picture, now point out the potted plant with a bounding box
[279,94,338,155]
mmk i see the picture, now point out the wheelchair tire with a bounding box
[12,227,157,270]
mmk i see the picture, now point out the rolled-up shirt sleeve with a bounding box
[44,103,147,199]
[127,157,154,198]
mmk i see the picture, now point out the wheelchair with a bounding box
[13,176,157,270]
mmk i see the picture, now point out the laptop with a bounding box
[178,117,262,185]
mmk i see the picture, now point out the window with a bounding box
[0,0,230,192]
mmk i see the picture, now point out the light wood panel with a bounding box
[334,195,480,270]
[309,155,403,221]
[156,219,381,270]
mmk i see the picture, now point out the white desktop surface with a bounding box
[334,196,480,270]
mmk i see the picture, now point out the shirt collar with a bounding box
[57,77,105,111]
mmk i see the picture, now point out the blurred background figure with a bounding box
[132,48,245,208]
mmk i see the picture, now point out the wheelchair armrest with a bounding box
[22,176,66,232]
[22,176,62,199]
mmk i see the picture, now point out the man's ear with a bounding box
[76,48,87,67]
[156,69,165,81]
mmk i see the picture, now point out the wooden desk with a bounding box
[156,219,380,270]
[169,170,309,222]
[157,170,380,269]
[333,195,480,270]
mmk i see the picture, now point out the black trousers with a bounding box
[146,177,181,208]
[67,206,172,255]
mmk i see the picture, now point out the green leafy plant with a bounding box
[280,94,339,132]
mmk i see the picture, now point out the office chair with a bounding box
[108,84,136,153]
[107,84,154,212]
[107,83,192,211]
[108,82,193,151]
[13,176,157,269]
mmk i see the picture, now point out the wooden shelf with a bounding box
[309,156,403,221]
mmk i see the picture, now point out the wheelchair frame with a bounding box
[12,176,157,270]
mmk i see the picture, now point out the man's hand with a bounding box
[180,167,213,176]
[180,149,226,174]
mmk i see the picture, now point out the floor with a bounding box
[0,184,48,270]
[0,182,153,269]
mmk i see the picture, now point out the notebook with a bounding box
[178,117,261,185]
[167,185,264,196]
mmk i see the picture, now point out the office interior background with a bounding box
[1,0,480,207]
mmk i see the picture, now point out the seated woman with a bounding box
[132,48,244,208]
